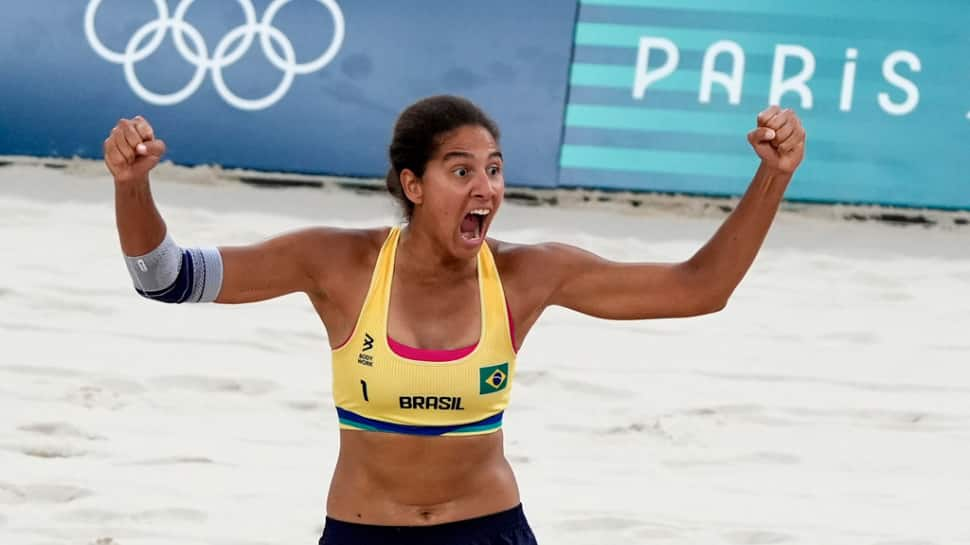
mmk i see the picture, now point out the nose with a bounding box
[471,168,498,199]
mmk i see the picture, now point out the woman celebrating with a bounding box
[104,95,805,545]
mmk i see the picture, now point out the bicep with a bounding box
[215,228,331,304]
[543,244,718,319]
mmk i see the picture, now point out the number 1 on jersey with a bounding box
[360,380,369,402]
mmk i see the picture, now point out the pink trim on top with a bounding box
[387,335,477,361]
[386,304,517,363]
[334,298,519,359]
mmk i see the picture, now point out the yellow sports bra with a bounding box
[331,226,517,436]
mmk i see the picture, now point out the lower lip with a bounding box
[460,233,484,247]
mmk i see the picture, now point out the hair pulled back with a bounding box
[386,95,500,220]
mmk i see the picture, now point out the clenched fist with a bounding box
[748,106,806,175]
[103,116,166,185]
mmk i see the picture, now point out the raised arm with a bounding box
[540,106,806,320]
[104,116,342,305]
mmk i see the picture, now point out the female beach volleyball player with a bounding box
[103,95,805,545]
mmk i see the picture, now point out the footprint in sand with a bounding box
[2,440,89,459]
[59,376,146,410]
[283,399,327,412]
[723,530,795,544]
[601,420,673,441]
[148,375,278,395]
[0,482,93,504]
[63,385,127,410]
[124,456,217,466]
[18,421,104,441]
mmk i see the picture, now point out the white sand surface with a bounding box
[1,160,968,545]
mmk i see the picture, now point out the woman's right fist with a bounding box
[103,116,166,184]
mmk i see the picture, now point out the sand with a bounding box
[1,158,968,545]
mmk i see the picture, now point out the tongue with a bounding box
[460,214,479,238]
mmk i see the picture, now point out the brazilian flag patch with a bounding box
[479,363,509,395]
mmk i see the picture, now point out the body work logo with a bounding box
[357,332,374,366]
[84,0,345,110]
[479,363,509,395]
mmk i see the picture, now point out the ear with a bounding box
[400,169,424,206]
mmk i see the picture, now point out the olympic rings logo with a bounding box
[84,0,345,111]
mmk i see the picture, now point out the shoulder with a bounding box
[488,238,592,271]
[288,225,392,274]
[487,238,594,290]
[289,226,391,299]
[295,225,389,254]
[486,238,600,326]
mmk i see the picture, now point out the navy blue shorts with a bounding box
[319,504,538,545]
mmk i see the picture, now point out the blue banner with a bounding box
[560,0,970,209]
[0,0,578,187]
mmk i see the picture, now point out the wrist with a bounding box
[750,162,794,198]
[757,161,795,180]
[114,174,151,193]
[115,174,149,185]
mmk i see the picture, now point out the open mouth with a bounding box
[460,208,490,241]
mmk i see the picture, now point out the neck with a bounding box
[397,223,477,278]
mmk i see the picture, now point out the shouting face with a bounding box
[401,124,505,260]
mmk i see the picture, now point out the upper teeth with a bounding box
[470,209,490,215]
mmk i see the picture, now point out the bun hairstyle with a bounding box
[386,95,500,220]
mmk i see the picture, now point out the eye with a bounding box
[487,165,501,176]
[452,167,468,177]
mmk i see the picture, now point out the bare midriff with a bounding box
[326,429,520,525]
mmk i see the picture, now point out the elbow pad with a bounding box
[124,233,223,303]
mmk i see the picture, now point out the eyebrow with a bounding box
[441,151,504,162]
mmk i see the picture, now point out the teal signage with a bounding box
[560,0,970,209]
